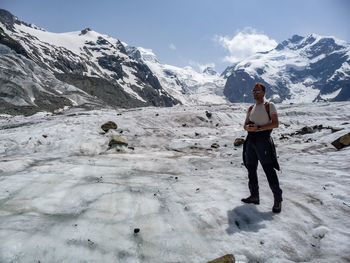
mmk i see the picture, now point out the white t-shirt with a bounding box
[248,101,277,126]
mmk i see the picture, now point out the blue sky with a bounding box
[1,0,349,72]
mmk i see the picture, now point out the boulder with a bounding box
[205,111,212,119]
[108,135,128,147]
[331,132,350,150]
[234,138,245,146]
[101,121,118,132]
[298,126,314,135]
[207,254,235,263]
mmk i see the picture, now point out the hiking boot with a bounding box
[272,200,282,213]
[241,196,260,205]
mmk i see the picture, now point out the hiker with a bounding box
[241,83,283,213]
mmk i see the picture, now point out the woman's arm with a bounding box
[257,113,279,131]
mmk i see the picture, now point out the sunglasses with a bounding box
[252,90,263,93]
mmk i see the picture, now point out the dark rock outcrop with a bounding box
[55,73,146,108]
[331,133,350,150]
[101,121,118,133]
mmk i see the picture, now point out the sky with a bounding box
[1,0,349,72]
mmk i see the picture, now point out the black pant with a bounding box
[244,133,283,201]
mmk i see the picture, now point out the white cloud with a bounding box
[214,27,277,63]
[198,63,215,72]
[169,43,177,51]
[188,60,216,72]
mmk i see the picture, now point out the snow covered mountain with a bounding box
[126,46,227,105]
[224,34,350,103]
[0,9,180,115]
[1,8,349,115]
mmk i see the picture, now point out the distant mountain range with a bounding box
[0,9,349,115]
[223,34,350,103]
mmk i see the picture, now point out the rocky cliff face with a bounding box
[0,44,104,116]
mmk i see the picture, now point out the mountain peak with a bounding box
[80,27,92,35]
[203,67,217,76]
[0,9,18,28]
[290,34,304,43]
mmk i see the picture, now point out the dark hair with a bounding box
[255,83,265,92]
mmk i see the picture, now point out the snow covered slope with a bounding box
[0,9,179,110]
[0,43,107,115]
[127,46,227,105]
[224,34,350,103]
[0,102,349,262]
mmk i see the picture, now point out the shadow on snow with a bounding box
[226,204,274,235]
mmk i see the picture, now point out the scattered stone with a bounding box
[279,134,289,140]
[207,254,235,263]
[205,111,212,119]
[101,121,118,132]
[134,228,140,234]
[182,123,187,127]
[117,113,122,116]
[196,188,200,192]
[331,132,350,150]
[195,132,200,136]
[313,124,323,130]
[108,135,128,147]
[215,123,219,127]
[298,126,314,135]
[330,127,343,133]
[341,122,349,125]
[293,124,340,136]
[87,239,94,246]
[42,134,48,138]
[155,113,159,116]
[230,162,233,164]
[233,138,245,146]
[211,143,220,149]
[175,177,178,180]
[196,116,207,122]
[119,130,123,134]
